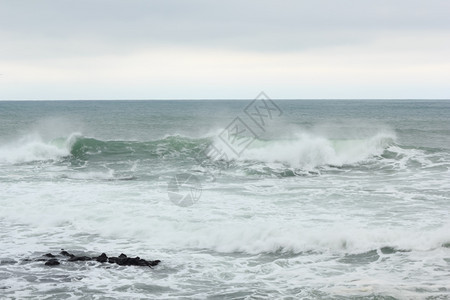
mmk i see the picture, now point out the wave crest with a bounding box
[0,133,80,164]
[214,131,396,170]
[1,130,428,173]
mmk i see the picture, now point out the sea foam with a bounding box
[0,132,80,164]
[212,130,396,170]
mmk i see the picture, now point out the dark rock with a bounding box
[60,250,74,258]
[95,253,108,263]
[35,258,48,262]
[108,257,118,264]
[60,250,92,261]
[36,250,160,268]
[68,256,92,262]
[117,254,158,266]
[108,255,160,267]
[147,259,161,267]
[45,259,60,266]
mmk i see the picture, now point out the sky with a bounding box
[0,0,449,100]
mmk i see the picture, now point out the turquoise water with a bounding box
[0,100,449,299]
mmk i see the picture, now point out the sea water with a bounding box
[0,100,449,299]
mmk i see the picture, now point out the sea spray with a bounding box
[213,130,397,169]
[0,132,80,164]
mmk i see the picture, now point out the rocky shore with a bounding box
[38,250,161,268]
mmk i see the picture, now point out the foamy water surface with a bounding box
[0,100,449,299]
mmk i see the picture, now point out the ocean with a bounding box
[0,99,449,299]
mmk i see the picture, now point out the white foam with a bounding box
[176,222,450,254]
[61,170,116,180]
[2,179,447,256]
[212,130,396,170]
[1,173,448,299]
[0,132,80,164]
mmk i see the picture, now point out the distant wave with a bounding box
[69,134,208,161]
[0,132,80,164]
[215,131,397,170]
[0,133,208,164]
[1,130,445,173]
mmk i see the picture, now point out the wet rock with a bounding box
[60,250,92,262]
[68,256,92,262]
[107,256,118,264]
[107,253,160,267]
[45,259,60,266]
[147,259,161,267]
[95,253,108,263]
[60,250,74,258]
[35,258,49,262]
[36,252,60,262]
[40,250,160,268]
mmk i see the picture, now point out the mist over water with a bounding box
[0,100,449,299]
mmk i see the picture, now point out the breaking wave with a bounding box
[220,131,397,170]
[0,133,80,164]
[169,222,450,255]
[1,129,442,172]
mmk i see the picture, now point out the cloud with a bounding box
[2,0,449,57]
[0,0,449,99]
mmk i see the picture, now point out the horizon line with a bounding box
[1,98,450,101]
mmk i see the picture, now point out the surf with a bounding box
[211,130,397,170]
[1,129,444,175]
[0,132,80,164]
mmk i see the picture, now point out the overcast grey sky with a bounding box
[1,0,449,99]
